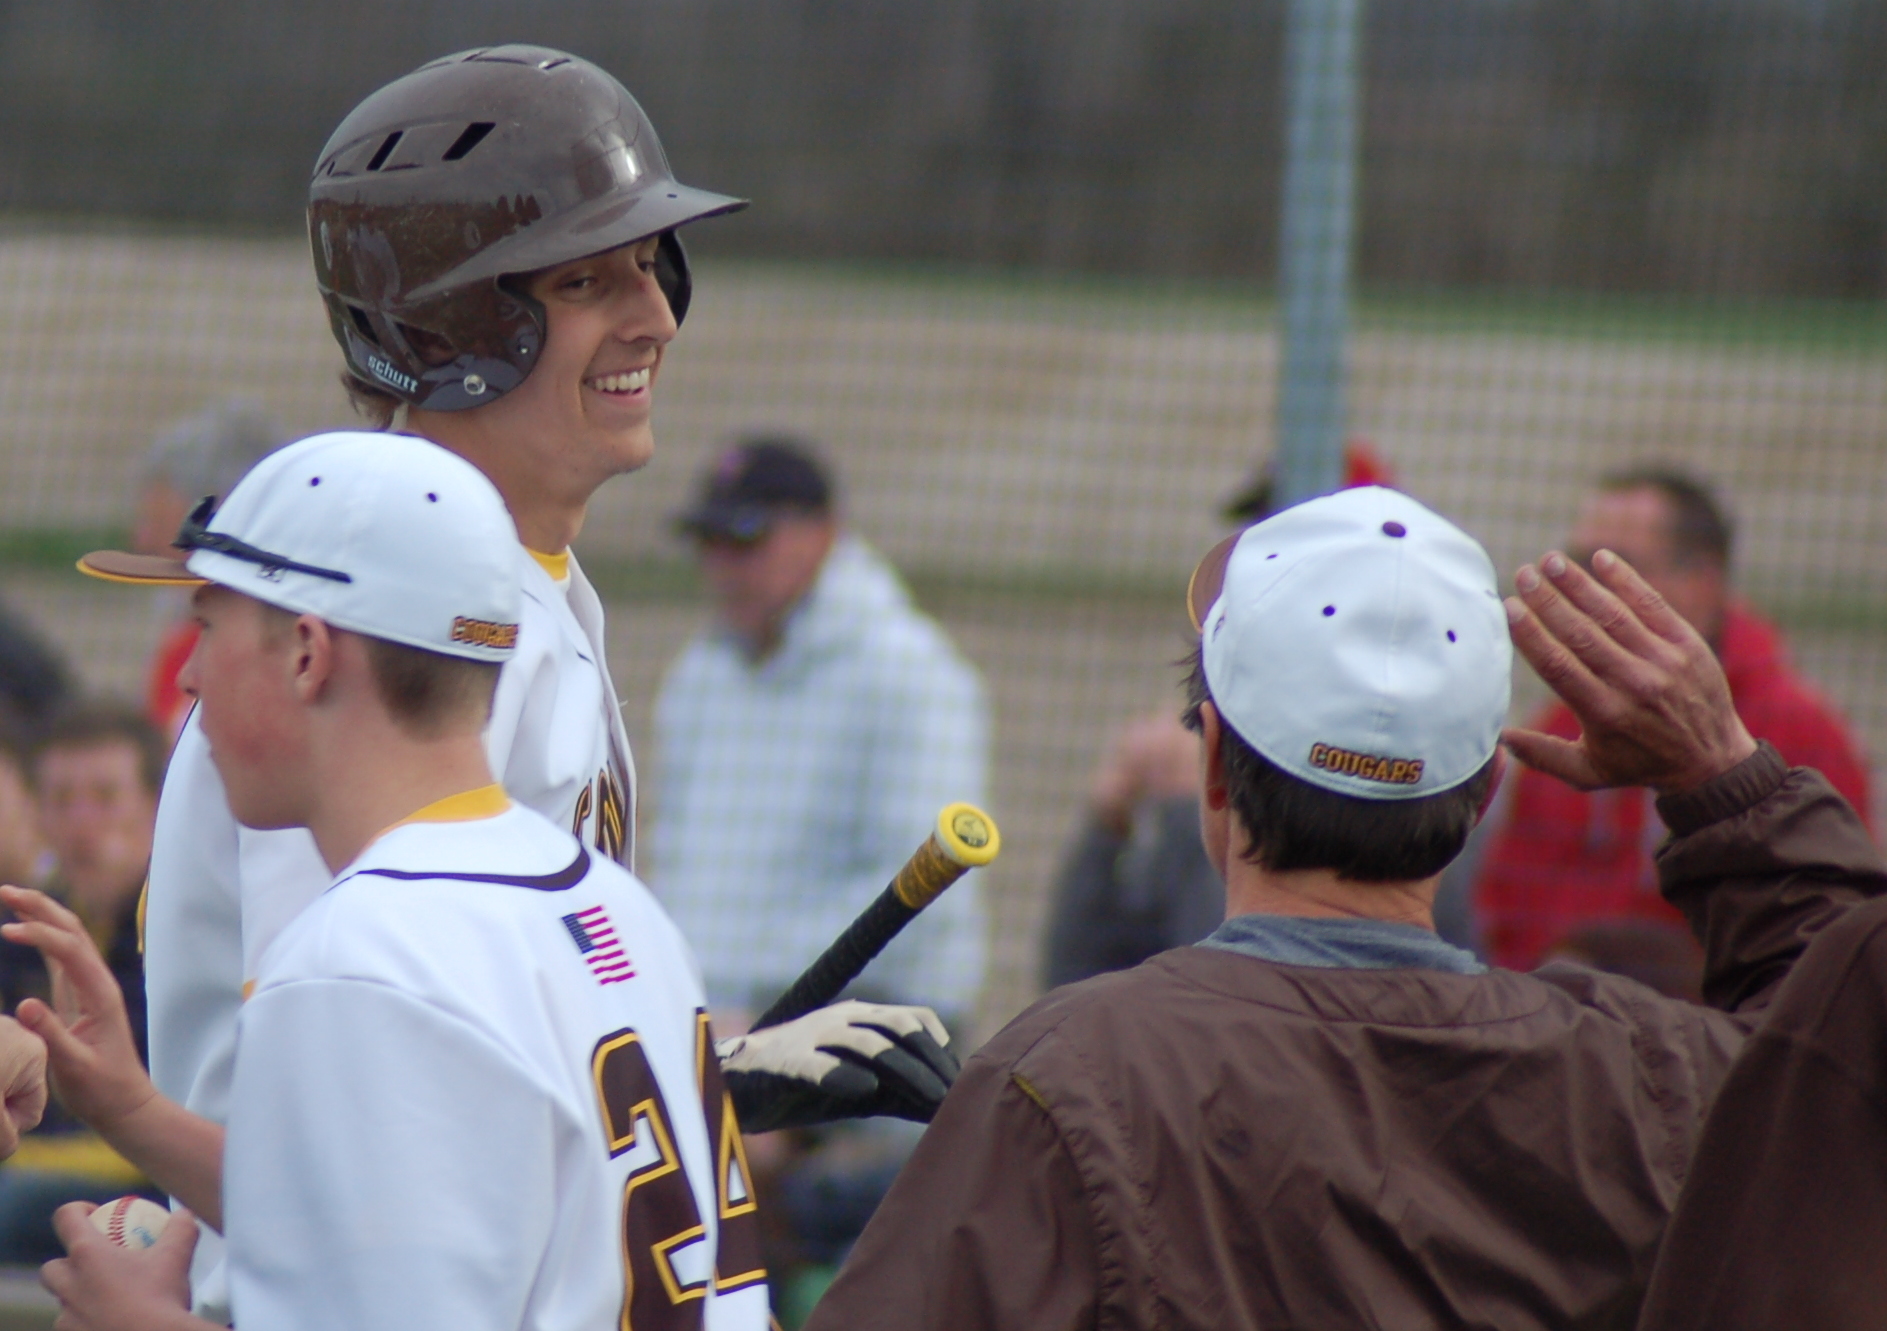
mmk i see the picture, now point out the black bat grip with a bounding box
[751,887,917,1031]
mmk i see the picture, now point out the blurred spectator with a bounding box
[1041,716,1219,988]
[1543,920,1704,1002]
[0,606,70,742]
[0,727,49,892]
[0,703,165,1260]
[1473,468,1872,974]
[135,399,287,736]
[652,437,989,1023]
[651,438,989,1320]
[1040,441,1398,989]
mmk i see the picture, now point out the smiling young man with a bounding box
[21,433,772,1331]
[95,46,956,1322]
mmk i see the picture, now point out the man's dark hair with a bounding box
[33,702,169,796]
[340,371,400,429]
[1180,646,1496,882]
[1598,467,1733,570]
[364,638,501,739]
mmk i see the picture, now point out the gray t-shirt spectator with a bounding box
[1042,795,1223,988]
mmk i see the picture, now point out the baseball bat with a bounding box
[750,802,1000,1031]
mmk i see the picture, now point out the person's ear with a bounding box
[176,632,204,701]
[1199,703,1230,812]
[290,616,336,703]
[1475,748,1508,826]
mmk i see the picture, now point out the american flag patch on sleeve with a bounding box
[561,906,634,984]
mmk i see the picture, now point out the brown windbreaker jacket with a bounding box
[1637,892,1887,1330]
[807,747,1887,1330]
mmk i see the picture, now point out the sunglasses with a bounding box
[176,496,354,585]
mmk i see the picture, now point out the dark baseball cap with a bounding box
[675,439,833,543]
[1222,439,1394,525]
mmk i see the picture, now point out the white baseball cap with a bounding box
[80,432,522,663]
[1187,486,1511,800]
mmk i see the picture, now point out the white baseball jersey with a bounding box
[225,793,767,1331]
[143,547,633,1311]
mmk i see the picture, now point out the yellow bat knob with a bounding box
[889,804,1000,910]
[936,802,1000,867]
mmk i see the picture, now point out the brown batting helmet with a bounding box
[308,46,747,412]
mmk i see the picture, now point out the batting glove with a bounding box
[717,1000,960,1134]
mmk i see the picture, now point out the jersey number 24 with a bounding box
[590,1014,767,1329]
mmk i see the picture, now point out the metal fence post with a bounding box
[1275,0,1364,508]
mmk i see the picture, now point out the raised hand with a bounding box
[1503,549,1756,794]
[0,886,156,1134]
[1090,715,1201,836]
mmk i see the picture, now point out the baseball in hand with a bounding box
[89,1196,170,1249]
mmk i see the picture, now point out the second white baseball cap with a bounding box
[81,432,522,663]
[1188,486,1511,800]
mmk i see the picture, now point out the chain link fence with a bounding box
[0,0,1882,1030]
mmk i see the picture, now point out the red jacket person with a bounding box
[803,487,1887,1331]
[1474,469,1871,976]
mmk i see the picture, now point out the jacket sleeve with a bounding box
[1636,896,1887,1331]
[1655,742,1887,1013]
[803,1051,1099,1331]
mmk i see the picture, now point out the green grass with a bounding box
[0,529,123,574]
[0,530,1185,613]
[576,551,1189,615]
[0,1268,53,1331]
[573,555,704,604]
[1356,285,1887,352]
[697,255,1887,351]
[1755,588,1887,636]
[5,528,1877,636]
[6,214,1883,349]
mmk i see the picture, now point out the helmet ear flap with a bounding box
[655,230,692,327]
